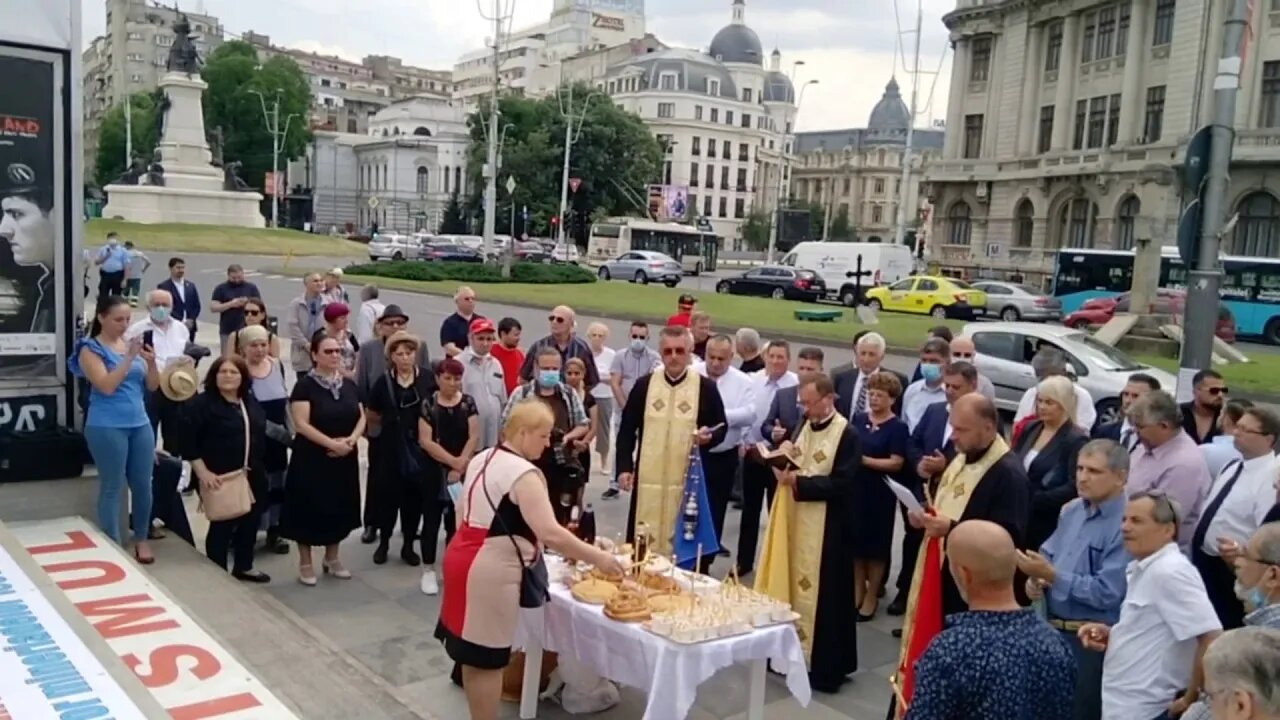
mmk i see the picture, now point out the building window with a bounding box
[718,197,728,218]
[1073,100,1088,150]
[872,206,883,224]
[970,37,993,82]
[874,178,885,194]
[743,88,753,103]
[734,198,745,218]
[706,164,715,188]
[1038,106,1054,153]
[711,108,719,123]
[127,31,143,40]
[692,136,701,156]
[741,113,751,128]
[1261,62,1280,128]
[720,166,730,190]
[704,194,713,216]
[416,167,429,193]
[963,114,984,159]
[707,138,717,158]
[722,140,731,158]
[709,79,720,95]
[657,102,675,118]
[690,162,700,186]
[1060,198,1098,248]
[1045,21,1063,72]
[687,193,698,214]
[660,72,677,90]
[443,166,451,194]
[1232,192,1280,256]
[1153,0,1175,46]
[1115,195,1140,250]
[948,202,972,245]
[1081,13,1096,63]
[1107,94,1121,146]
[726,111,735,126]
[1096,6,1116,59]
[738,143,749,161]
[455,167,462,193]
[1117,3,1131,56]
[1015,200,1035,247]
[736,168,747,191]
[664,162,672,185]
[347,118,358,134]
[1144,86,1166,142]
[695,105,704,120]
[843,178,851,195]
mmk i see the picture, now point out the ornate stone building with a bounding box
[925,0,1280,287]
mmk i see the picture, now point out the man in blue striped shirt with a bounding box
[95,231,130,298]
[1018,438,1131,720]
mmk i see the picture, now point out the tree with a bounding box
[802,201,827,241]
[741,209,771,252]
[829,205,854,241]
[94,91,162,187]
[201,41,312,194]
[464,85,662,240]
[440,192,467,233]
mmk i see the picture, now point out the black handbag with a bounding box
[477,448,549,609]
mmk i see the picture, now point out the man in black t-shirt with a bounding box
[210,264,261,355]
[440,285,482,357]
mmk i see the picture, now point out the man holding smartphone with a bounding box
[127,290,195,437]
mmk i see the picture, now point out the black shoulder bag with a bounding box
[476,448,549,609]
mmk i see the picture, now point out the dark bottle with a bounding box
[578,503,597,545]
[567,505,581,535]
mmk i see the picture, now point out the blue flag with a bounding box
[671,446,720,570]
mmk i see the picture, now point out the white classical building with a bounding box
[289,96,470,233]
[925,0,1280,287]
[597,0,798,242]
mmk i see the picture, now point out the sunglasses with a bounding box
[319,348,342,356]
[631,334,647,340]
[245,309,263,316]
[549,316,567,324]
[382,318,407,327]
[1207,387,1229,396]
[661,347,688,357]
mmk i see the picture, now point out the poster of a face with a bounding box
[0,52,58,376]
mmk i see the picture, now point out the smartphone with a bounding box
[142,330,154,349]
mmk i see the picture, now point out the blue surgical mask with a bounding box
[630,338,647,353]
[920,362,942,382]
[537,370,561,388]
[1249,587,1269,610]
[149,306,170,323]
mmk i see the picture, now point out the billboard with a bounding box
[647,184,689,221]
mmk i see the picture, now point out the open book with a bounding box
[754,441,801,471]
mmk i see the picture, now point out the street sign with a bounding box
[522,205,530,221]
[505,176,517,194]
[1184,126,1212,193]
[367,196,380,209]
[1177,198,1202,265]
[569,177,582,193]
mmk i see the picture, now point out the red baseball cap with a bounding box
[469,317,496,335]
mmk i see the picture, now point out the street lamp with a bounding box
[767,78,818,264]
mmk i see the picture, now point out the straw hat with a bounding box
[159,363,199,402]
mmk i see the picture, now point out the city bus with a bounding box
[586,218,719,274]
[1051,247,1280,342]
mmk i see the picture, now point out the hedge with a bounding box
[342,261,597,284]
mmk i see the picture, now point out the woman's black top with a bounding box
[183,392,268,489]
[422,392,478,457]
[368,369,438,446]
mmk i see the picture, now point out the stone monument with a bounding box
[102,13,264,227]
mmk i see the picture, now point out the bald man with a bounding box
[519,304,599,388]
[905,521,1075,720]
[895,395,1031,713]
[440,285,483,357]
[947,336,997,404]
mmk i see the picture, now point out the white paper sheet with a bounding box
[884,476,924,514]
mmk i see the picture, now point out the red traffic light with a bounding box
[551,216,560,226]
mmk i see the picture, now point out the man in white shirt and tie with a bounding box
[737,341,798,576]
[695,334,757,572]
[1192,406,1280,630]
[835,332,905,418]
[1092,374,1161,452]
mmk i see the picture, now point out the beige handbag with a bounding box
[199,401,255,522]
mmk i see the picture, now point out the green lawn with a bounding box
[86,219,367,257]
[1136,354,1280,397]
[266,265,958,350]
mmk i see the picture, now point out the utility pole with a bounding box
[894,0,925,246]
[1179,0,1249,393]
[556,77,595,247]
[478,0,508,276]
[124,93,133,168]
[767,73,818,263]
[251,89,297,228]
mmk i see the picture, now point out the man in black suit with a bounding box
[1092,373,1161,451]
[736,345,823,576]
[157,257,201,341]
[834,331,906,419]
[1181,369,1227,444]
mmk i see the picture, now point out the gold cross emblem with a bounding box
[813,450,827,464]
[798,576,812,592]
[677,401,692,414]
[652,398,666,412]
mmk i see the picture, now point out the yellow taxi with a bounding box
[864,275,988,319]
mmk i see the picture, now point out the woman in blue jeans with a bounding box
[71,294,160,561]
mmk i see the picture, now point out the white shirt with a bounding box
[356,300,384,345]
[591,347,616,400]
[847,369,876,417]
[1014,383,1097,431]
[1198,452,1278,556]
[1101,543,1222,720]
[902,379,946,433]
[169,278,187,304]
[125,317,189,370]
[1200,434,1243,480]
[695,364,757,453]
[745,370,798,446]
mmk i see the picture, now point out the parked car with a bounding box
[1063,290,1237,343]
[597,250,683,287]
[716,266,826,301]
[550,244,581,264]
[972,281,1063,322]
[424,244,484,263]
[367,233,425,262]
[864,275,988,319]
[963,321,1178,425]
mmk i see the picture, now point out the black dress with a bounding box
[281,374,363,546]
[367,370,439,538]
[849,412,909,560]
[420,392,475,562]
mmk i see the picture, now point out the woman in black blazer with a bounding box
[1013,375,1090,550]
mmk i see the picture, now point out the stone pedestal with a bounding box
[103,72,264,228]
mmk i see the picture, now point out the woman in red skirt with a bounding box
[435,399,623,720]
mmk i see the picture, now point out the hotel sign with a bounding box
[592,13,626,31]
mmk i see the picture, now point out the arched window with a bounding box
[413,126,431,136]
[455,167,463,194]
[1115,195,1140,250]
[1231,192,1280,256]
[416,167,429,194]
[1014,199,1034,248]
[1057,198,1098,249]
[443,165,450,194]
[948,202,972,246]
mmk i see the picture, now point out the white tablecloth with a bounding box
[513,572,812,719]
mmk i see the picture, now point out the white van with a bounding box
[778,242,915,306]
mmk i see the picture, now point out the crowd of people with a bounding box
[66,248,1280,720]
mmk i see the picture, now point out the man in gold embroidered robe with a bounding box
[617,325,727,555]
[755,373,860,693]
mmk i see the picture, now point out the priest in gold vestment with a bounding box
[616,326,727,555]
[755,373,860,693]
[893,394,1030,716]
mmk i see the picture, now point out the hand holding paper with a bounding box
[884,476,924,514]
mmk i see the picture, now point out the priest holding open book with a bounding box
[755,373,861,693]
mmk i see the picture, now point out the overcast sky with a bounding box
[81,0,956,132]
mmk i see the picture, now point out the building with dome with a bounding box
[791,79,944,244]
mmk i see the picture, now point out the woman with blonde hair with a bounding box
[436,400,624,720]
[1012,374,1089,549]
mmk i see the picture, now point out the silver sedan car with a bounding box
[596,250,683,287]
[972,281,1063,322]
[963,321,1177,425]
[367,233,424,261]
